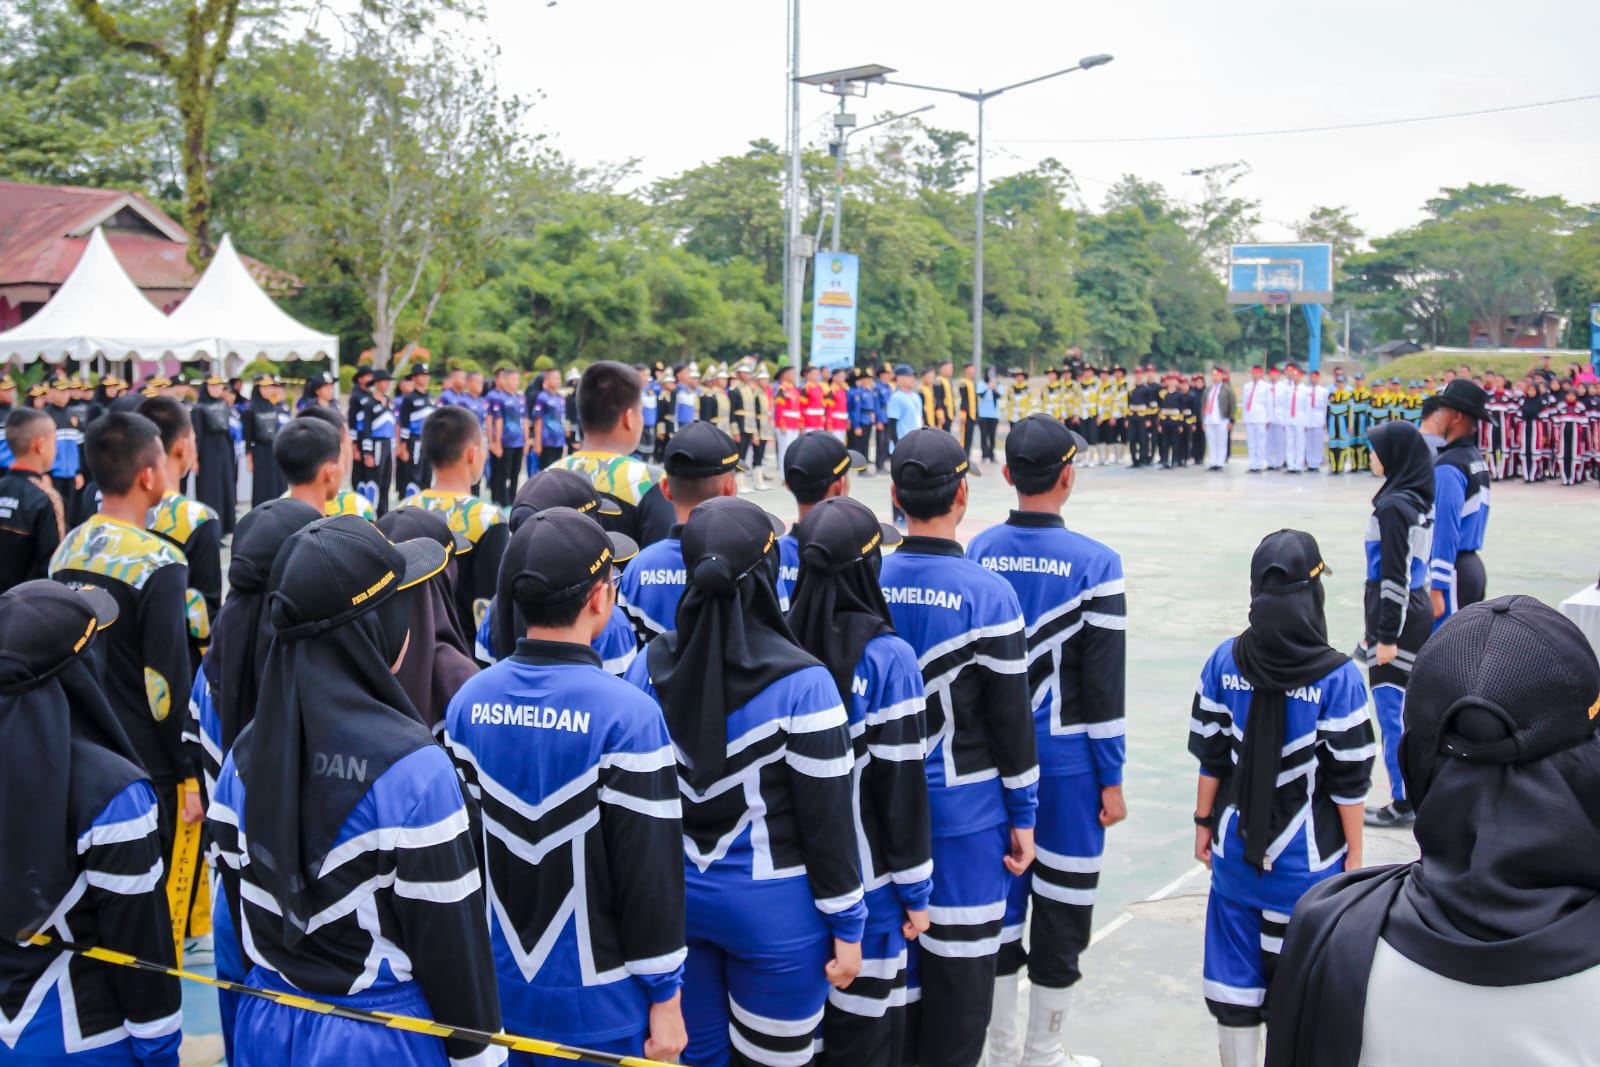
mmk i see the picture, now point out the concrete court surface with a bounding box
[840,449,1599,1063]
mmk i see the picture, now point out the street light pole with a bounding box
[887,53,1113,382]
[785,0,803,372]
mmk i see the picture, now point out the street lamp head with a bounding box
[1078,53,1115,70]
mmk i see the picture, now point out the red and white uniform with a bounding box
[801,382,827,431]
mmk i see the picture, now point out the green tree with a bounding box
[1075,207,1160,361]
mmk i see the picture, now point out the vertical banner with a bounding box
[809,252,860,369]
[1590,304,1600,375]
[1302,303,1323,372]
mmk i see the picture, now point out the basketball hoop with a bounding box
[1263,291,1290,306]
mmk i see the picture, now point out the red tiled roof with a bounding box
[0,180,286,293]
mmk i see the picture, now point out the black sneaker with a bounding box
[1364,802,1416,828]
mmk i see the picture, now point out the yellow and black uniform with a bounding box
[956,375,980,455]
[1002,378,1037,424]
[327,489,377,520]
[547,448,677,548]
[1040,377,1067,420]
[937,374,959,429]
[1157,382,1186,468]
[401,490,510,645]
[921,380,943,430]
[148,492,221,679]
[51,514,198,944]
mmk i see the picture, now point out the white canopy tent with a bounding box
[165,234,338,379]
[0,227,210,372]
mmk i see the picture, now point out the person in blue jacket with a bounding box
[208,515,505,1067]
[967,417,1127,1067]
[789,496,933,1067]
[881,427,1040,1067]
[1188,530,1374,1067]
[615,422,741,643]
[848,370,880,465]
[777,431,867,611]
[872,368,895,473]
[1425,380,1491,627]
[446,506,690,1066]
[0,581,184,1067]
[1358,422,1436,830]
[625,496,866,1067]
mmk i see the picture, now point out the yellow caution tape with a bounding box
[26,933,681,1067]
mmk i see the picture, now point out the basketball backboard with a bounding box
[1227,243,1333,304]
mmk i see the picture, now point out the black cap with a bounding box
[370,369,393,384]
[794,496,901,571]
[1005,415,1088,475]
[663,421,744,477]
[508,469,622,532]
[1434,379,1489,423]
[682,497,785,592]
[783,432,866,496]
[1404,596,1600,770]
[355,364,374,379]
[890,427,970,491]
[504,507,638,616]
[407,363,431,378]
[1249,529,1331,596]
[267,514,448,640]
[0,581,119,694]
[306,371,334,389]
[375,506,471,557]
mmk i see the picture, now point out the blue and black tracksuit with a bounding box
[878,537,1038,1067]
[1430,437,1491,625]
[1360,495,1433,804]
[967,511,1126,991]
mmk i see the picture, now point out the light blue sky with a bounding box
[483,0,1600,241]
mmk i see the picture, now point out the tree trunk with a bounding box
[178,88,212,271]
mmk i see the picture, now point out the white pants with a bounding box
[1204,422,1230,468]
[1267,424,1286,468]
[1285,426,1307,471]
[1246,423,1268,470]
[776,429,800,471]
[1305,426,1326,470]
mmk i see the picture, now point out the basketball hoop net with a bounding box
[1263,291,1290,306]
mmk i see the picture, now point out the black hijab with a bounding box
[648,497,820,792]
[1267,597,1600,1067]
[1367,421,1435,513]
[787,498,897,704]
[1229,530,1350,871]
[0,583,143,940]
[203,499,321,751]
[235,536,435,950]
[376,508,479,733]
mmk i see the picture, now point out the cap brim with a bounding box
[846,449,868,472]
[595,496,623,516]
[75,586,120,631]
[878,522,904,549]
[394,537,451,592]
[758,510,787,537]
[607,531,640,566]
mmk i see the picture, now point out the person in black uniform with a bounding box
[354,369,398,516]
[1187,373,1208,467]
[0,409,65,594]
[245,373,292,507]
[396,363,436,498]
[1158,375,1185,469]
[191,375,238,535]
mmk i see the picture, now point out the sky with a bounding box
[480,0,1600,242]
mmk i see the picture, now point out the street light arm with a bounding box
[987,63,1086,98]
[883,78,975,99]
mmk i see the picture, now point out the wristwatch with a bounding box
[1193,812,1213,827]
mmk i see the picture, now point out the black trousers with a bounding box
[395,454,413,501]
[538,445,565,472]
[978,417,998,461]
[821,944,909,1067]
[960,417,977,457]
[875,425,891,470]
[1455,551,1487,609]
[1189,425,1206,465]
[399,452,432,500]
[1129,418,1151,466]
[355,440,393,516]
[848,426,871,460]
[491,445,524,506]
[1160,423,1183,466]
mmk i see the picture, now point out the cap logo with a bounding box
[1062,446,1077,462]
[352,570,396,606]
[762,530,776,555]
[862,531,881,555]
[1589,692,1600,721]
[955,460,969,474]
[589,547,613,575]
[721,454,738,465]
[832,456,850,476]
[1309,562,1326,580]
[577,500,596,513]
[73,619,97,654]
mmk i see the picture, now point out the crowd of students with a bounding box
[0,355,1593,1067]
